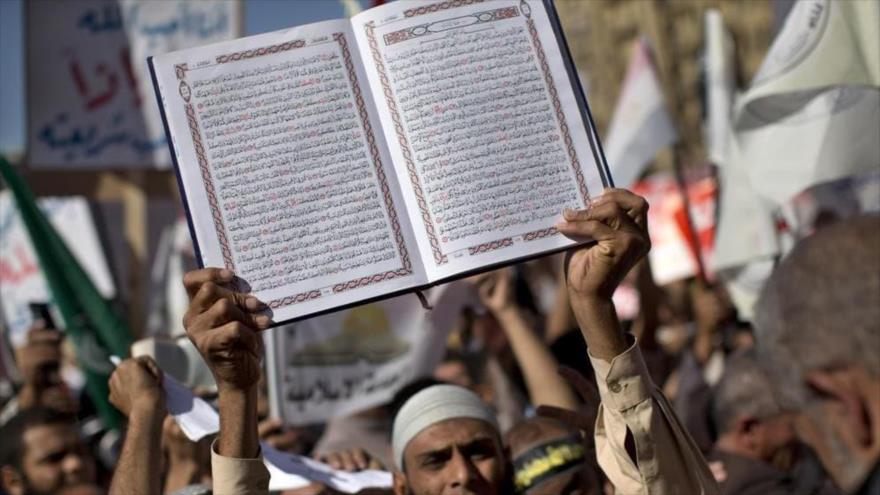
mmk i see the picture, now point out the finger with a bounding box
[27,328,62,346]
[590,189,649,230]
[352,449,369,470]
[367,457,383,470]
[198,297,272,334]
[853,370,880,450]
[556,218,616,242]
[806,372,859,420]
[585,200,640,233]
[186,280,268,328]
[205,320,263,360]
[342,451,358,472]
[136,355,164,386]
[183,268,235,299]
[477,275,497,302]
[320,453,341,470]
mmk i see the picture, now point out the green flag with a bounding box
[0,156,131,429]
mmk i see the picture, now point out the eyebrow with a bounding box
[416,435,497,460]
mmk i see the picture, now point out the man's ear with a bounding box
[1,465,25,495]
[393,471,409,495]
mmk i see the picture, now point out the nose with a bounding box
[448,449,478,489]
[63,452,88,482]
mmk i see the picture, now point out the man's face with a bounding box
[397,418,505,495]
[19,423,96,495]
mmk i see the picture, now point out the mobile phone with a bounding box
[28,303,57,329]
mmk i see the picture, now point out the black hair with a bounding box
[0,407,76,470]
[389,377,446,419]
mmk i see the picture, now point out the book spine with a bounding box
[147,57,205,268]
[542,0,615,189]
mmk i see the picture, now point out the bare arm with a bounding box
[182,268,271,494]
[476,269,578,410]
[556,190,650,360]
[109,357,166,495]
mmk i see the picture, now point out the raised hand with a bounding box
[108,356,165,418]
[556,189,651,360]
[182,268,271,391]
[556,189,650,300]
[474,268,517,316]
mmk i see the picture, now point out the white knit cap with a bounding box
[392,384,499,470]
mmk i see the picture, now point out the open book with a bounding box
[149,0,612,324]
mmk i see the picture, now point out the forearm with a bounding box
[497,309,578,409]
[568,293,628,361]
[110,408,164,495]
[544,277,576,343]
[217,386,260,458]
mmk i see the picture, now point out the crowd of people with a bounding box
[1,188,878,495]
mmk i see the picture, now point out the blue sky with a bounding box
[0,0,362,156]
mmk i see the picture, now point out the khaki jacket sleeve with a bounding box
[210,440,271,495]
[590,339,719,495]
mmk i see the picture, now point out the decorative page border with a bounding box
[386,5,518,46]
[364,0,590,266]
[329,32,414,295]
[364,22,448,265]
[525,14,590,203]
[175,63,236,275]
[175,33,413,309]
[404,0,488,18]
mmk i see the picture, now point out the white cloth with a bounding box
[392,384,498,470]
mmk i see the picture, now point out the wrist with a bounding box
[568,294,628,361]
[129,400,166,425]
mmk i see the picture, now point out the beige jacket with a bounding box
[591,340,720,495]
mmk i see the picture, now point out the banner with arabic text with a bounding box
[26,0,241,168]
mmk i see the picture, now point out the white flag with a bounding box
[733,0,880,204]
[603,38,677,189]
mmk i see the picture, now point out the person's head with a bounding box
[710,350,795,467]
[0,407,97,495]
[753,214,880,493]
[392,384,506,495]
[506,417,600,495]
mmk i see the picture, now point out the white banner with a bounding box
[26,0,241,168]
[265,283,473,425]
[0,193,116,347]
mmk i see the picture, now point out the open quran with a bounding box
[149,0,613,324]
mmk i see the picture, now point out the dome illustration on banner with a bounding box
[289,305,410,366]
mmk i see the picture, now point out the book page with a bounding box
[352,0,608,281]
[151,19,426,323]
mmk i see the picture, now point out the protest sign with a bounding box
[265,284,473,425]
[0,193,115,347]
[26,0,241,168]
[632,170,718,285]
